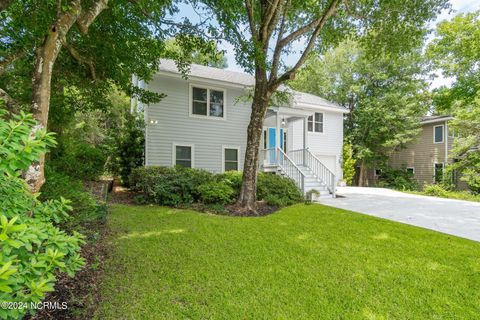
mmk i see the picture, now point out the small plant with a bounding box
[305,189,321,204]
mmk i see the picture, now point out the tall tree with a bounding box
[0,0,210,191]
[200,0,448,210]
[428,11,480,192]
[291,40,430,185]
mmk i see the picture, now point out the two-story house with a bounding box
[133,60,349,197]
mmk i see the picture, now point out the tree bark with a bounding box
[358,160,366,187]
[26,0,108,192]
[238,71,272,212]
[26,2,82,192]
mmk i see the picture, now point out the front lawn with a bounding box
[96,204,480,319]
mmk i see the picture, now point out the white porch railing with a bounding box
[259,148,305,191]
[288,149,336,197]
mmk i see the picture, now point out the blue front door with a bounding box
[267,128,283,164]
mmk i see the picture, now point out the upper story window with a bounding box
[308,112,324,133]
[434,125,444,143]
[191,85,225,118]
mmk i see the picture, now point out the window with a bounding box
[223,147,239,171]
[434,163,444,183]
[283,130,287,152]
[308,112,324,133]
[434,125,444,143]
[174,145,193,168]
[406,167,415,175]
[374,168,382,177]
[191,85,225,118]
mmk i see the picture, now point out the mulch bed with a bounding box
[226,201,278,217]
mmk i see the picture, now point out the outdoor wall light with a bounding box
[281,117,286,126]
[149,119,158,124]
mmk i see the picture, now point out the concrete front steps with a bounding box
[296,165,332,199]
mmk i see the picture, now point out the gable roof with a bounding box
[421,115,453,125]
[157,59,347,112]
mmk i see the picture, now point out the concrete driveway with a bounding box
[319,187,480,242]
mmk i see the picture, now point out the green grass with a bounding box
[96,204,480,319]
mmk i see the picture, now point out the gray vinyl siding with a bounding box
[288,111,344,180]
[145,74,251,173]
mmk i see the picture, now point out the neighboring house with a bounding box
[367,115,459,187]
[133,60,349,198]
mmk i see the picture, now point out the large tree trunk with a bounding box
[25,3,81,192]
[238,71,272,212]
[358,160,366,187]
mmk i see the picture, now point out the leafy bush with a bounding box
[108,112,145,185]
[215,171,243,196]
[376,166,419,191]
[342,140,356,186]
[257,173,304,207]
[130,166,214,206]
[422,184,480,202]
[130,167,304,208]
[51,142,106,180]
[0,108,84,319]
[40,167,103,232]
[197,181,235,205]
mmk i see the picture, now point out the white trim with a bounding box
[295,102,349,114]
[222,145,240,172]
[433,124,444,144]
[406,167,415,174]
[172,143,195,168]
[188,83,227,121]
[156,71,248,89]
[421,117,453,125]
[307,112,325,134]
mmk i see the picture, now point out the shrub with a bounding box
[108,112,145,185]
[342,140,356,186]
[257,173,304,207]
[0,108,84,319]
[376,166,419,191]
[215,171,243,196]
[130,166,214,206]
[40,167,103,232]
[423,184,449,197]
[197,181,235,205]
[51,142,106,180]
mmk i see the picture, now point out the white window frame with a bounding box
[433,124,444,144]
[222,145,240,172]
[307,112,325,134]
[374,168,382,177]
[189,83,227,120]
[172,143,195,168]
[406,167,415,174]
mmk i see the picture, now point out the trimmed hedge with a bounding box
[129,167,304,208]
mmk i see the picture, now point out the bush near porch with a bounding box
[129,166,303,210]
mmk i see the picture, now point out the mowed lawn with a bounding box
[95,204,480,319]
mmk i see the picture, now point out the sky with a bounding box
[177,0,480,88]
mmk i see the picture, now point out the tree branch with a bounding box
[76,0,109,34]
[0,48,26,76]
[63,42,97,80]
[271,0,340,87]
[0,88,20,114]
[269,0,289,81]
[259,0,281,41]
[245,0,257,37]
